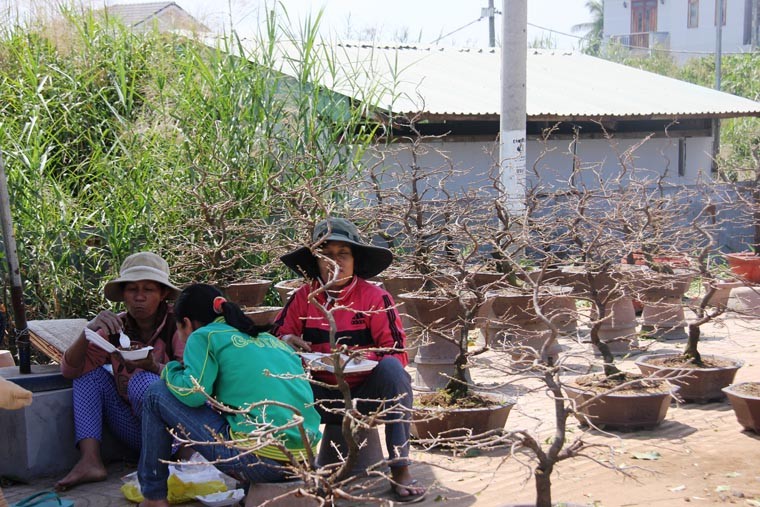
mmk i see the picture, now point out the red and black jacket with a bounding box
[272,277,408,387]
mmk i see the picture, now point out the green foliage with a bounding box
[572,0,604,55]
[0,7,383,319]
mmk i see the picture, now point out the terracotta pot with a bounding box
[703,280,744,309]
[725,252,760,283]
[635,354,743,403]
[477,288,572,363]
[723,382,760,433]
[588,297,639,355]
[638,269,693,340]
[224,279,272,308]
[244,306,283,327]
[380,273,457,298]
[411,395,515,440]
[564,383,676,431]
[397,292,467,391]
[274,278,305,305]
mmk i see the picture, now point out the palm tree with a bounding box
[572,0,604,55]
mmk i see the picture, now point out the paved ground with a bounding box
[2,312,759,506]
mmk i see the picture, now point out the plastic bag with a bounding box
[121,453,236,504]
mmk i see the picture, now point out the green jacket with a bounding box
[162,319,321,462]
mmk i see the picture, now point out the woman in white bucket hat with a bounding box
[56,252,182,491]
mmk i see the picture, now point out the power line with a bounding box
[430,16,486,44]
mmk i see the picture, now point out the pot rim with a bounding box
[635,353,745,371]
[414,392,516,413]
[722,382,760,400]
[563,381,679,399]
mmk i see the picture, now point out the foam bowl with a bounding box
[119,346,153,361]
[196,489,245,507]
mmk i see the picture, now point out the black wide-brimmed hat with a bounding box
[281,218,393,280]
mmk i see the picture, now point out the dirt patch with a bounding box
[573,372,671,395]
[647,355,738,369]
[415,391,501,409]
[730,382,760,397]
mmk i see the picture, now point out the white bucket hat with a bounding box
[103,252,181,302]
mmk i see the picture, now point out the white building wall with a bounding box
[371,135,713,192]
[604,0,752,62]
[366,134,748,250]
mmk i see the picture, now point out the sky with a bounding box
[3,0,595,50]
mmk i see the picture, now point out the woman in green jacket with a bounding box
[138,283,321,507]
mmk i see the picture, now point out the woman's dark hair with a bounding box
[174,283,269,336]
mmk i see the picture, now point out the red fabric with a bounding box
[273,277,408,387]
[60,303,181,401]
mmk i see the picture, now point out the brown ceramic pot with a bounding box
[635,354,743,403]
[564,383,676,431]
[411,394,515,440]
[224,279,272,308]
[722,382,760,433]
[244,306,283,327]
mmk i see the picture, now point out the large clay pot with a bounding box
[557,266,640,355]
[638,269,693,340]
[725,252,760,283]
[636,354,743,403]
[477,288,572,364]
[723,382,760,433]
[397,292,468,391]
[224,279,272,308]
[703,279,744,309]
[411,394,515,441]
[274,278,305,305]
[244,306,283,327]
[564,382,676,431]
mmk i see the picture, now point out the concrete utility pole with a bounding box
[483,0,496,47]
[500,0,527,212]
[712,0,724,173]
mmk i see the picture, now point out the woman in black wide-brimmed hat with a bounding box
[273,217,426,503]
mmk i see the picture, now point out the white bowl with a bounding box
[119,346,153,361]
[196,488,245,507]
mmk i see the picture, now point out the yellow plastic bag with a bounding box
[120,462,232,504]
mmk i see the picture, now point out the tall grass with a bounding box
[0,5,387,321]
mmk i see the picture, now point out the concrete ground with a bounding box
[2,311,759,507]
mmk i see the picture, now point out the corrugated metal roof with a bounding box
[104,2,209,32]
[105,2,175,27]
[233,41,760,121]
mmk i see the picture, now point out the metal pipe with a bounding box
[0,149,30,373]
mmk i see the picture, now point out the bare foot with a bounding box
[54,457,107,491]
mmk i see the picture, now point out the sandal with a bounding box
[390,479,426,504]
[11,491,74,507]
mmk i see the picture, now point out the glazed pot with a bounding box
[411,394,515,441]
[564,382,676,431]
[722,382,760,433]
[635,354,743,403]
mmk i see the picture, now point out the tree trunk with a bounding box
[534,465,553,507]
[684,322,703,365]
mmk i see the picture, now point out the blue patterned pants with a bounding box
[72,366,160,451]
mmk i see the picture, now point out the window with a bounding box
[688,0,699,28]
[678,139,686,177]
[715,0,727,26]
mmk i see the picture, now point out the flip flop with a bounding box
[390,479,426,504]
